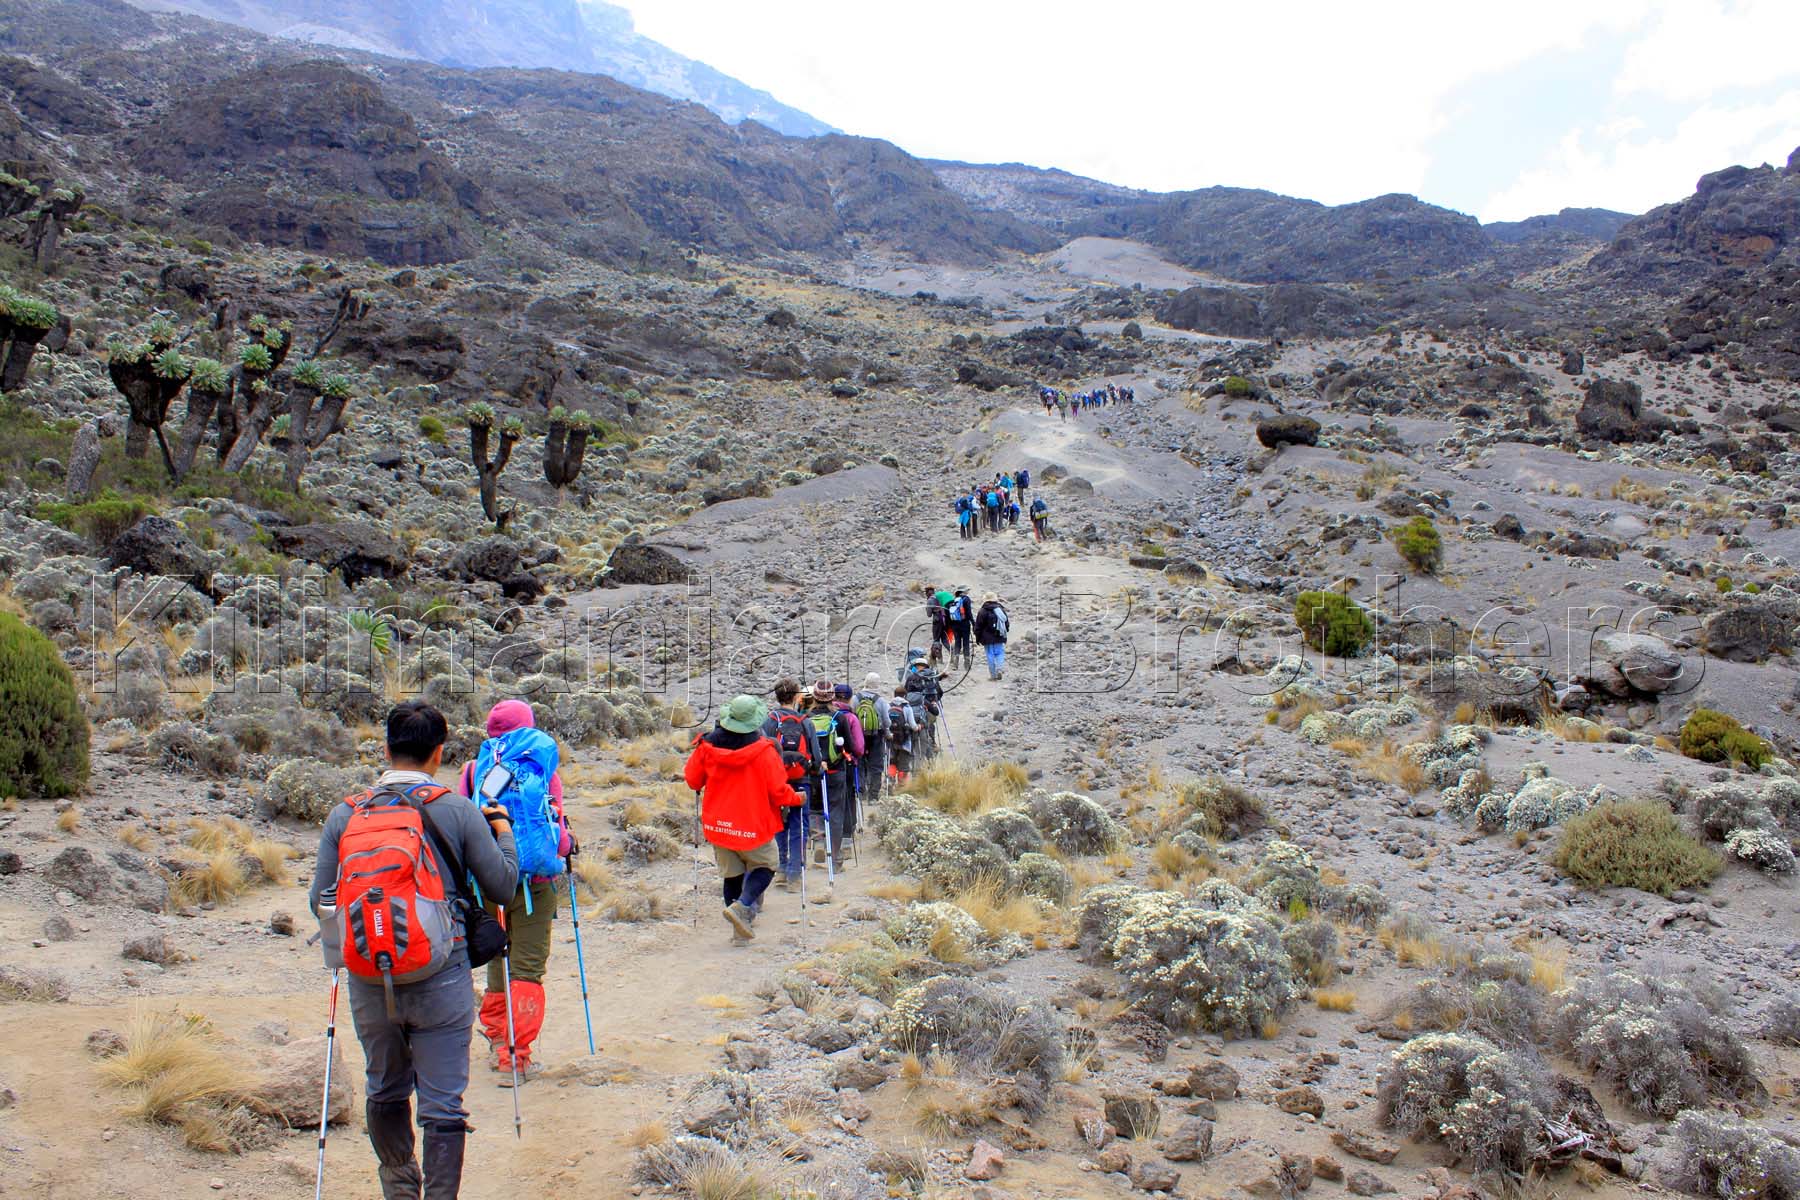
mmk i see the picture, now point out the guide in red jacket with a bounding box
[684,694,794,943]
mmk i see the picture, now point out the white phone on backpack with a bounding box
[479,764,514,801]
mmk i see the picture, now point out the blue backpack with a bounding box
[472,726,563,881]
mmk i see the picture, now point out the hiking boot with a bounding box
[724,901,755,940]
[496,1059,542,1088]
[421,1123,466,1200]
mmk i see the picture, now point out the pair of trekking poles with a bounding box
[312,857,599,1195]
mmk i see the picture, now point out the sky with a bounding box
[623,0,1800,222]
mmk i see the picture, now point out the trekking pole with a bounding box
[819,773,837,889]
[313,967,342,1200]
[797,796,809,928]
[938,710,958,758]
[563,861,596,1057]
[496,905,523,1136]
[690,789,702,928]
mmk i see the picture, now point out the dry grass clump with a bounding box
[1353,741,1429,794]
[624,1119,669,1149]
[601,883,668,923]
[1314,988,1357,1012]
[173,852,248,907]
[0,964,71,1001]
[572,857,614,899]
[637,1137,785,1200]
[1171,775,1267,841]
[99,1008,264,1153]
[55,805,82,833]
[949,876,1052,941]
[172,818,296,905]
[118,823,154,851]
[909,759,1028,817]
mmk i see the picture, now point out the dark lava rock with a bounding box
[1576,378,1672,443]
[106,516,210,591]
[602,543,693,587]
[1256,415,1322,449]
[451,536,522,583]
[272,521,408,585]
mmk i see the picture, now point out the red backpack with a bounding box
[335,782,459,1014]
[768,710,814,795]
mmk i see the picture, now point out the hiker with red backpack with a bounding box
[762,678,820,891]
[685,694,795,943]
[309,701,519,1200]
[946,588,975,671]
[454,700,574,1087]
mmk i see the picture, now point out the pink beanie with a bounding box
[486,699,536,736]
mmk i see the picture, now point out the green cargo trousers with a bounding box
[487,879,559,989]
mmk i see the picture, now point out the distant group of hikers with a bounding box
[953,470,1051,541]
[311,621,1008,1194]
[1040,381,1135,420]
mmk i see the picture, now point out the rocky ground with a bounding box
[3,190,1800,1200]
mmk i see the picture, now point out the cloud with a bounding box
[1479,89,1800,220]
[623,0,1790,218]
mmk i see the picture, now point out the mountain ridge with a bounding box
[127,0,837,137]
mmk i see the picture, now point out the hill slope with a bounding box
[129,0,835,137]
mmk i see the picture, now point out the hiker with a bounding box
[684,695,792,942]
[1007,498,1021,528]
[762,678,820,891]
[900,650,943,761]
[801,681,861,872]
[947,587,975,670]
[1016,467,1030,505]
[929,588,953,666]
[887,686,920,785]
[1057,393,1067,422]
[852,673,890,808]
[455,700,574,1085]
[1031,497,1050,541]
[975,592,1011,680]
[310,701,519,1200]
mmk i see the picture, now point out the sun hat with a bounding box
[863,672,884,688]
[718,694,767,734]
[983,592,998,603]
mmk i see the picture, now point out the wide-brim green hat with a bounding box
[719,694,767,734]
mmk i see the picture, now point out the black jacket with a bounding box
[975,601,1009,646]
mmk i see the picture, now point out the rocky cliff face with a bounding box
[130,0,835,137]
[1483,207,1632,245]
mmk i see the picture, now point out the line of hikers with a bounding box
[954,470,1047,539]
[1040,381,1135,420]
[309,659,961,1196]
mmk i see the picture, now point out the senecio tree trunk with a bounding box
[282,361,355,489]
[218,316,293,470]
[107,320,190,474]
[28,186,83,272]
[542,406,592,501]
[171,358,232,482]
[467,402,521,531]
[0,284,59,393]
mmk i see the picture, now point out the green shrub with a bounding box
[1294,591,1374,657]
[35,493,155,546]
[418,414,447,445]
[0,612,90,798]
[1223,375,1254,398]
[1392,516,1443,574]
[1679,708,1771,769]
[1552,800,1722,896]
[1716,576,1734,593]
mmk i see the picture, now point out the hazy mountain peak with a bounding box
[128,0,835,137]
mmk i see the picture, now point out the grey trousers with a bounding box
[348,961,475,1127]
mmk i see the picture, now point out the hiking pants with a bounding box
[950,621,973,666]
[860,744,886,806]
[486,879,558,991]
[776,793,808,880]
[350,964,474,1128]
[986,643,1006,677]
[813,769,852,853]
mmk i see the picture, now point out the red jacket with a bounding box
[684,730,791,851]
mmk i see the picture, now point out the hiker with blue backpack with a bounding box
[454,700,574,1087]
[975,592,1011,680]
[310,701,519,1200]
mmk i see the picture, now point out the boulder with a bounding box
[1347,1170,1395,1196]
[1208,1142,1309,1200]
[1256,416,1321,450]
[1560,348,1584,375]
[1158,1117,1214,1162]
[1582,629,1683,697]
[1075,1107,1114,1149]
[1187,1060,1241,1100]
[1330,1128,1399,1164]
[602,542,693,587]
[450,536,521,583]
[1702,605,1795,663]
[121,933,179,964]
[1132,1160,1181,1193]
[831,1059,889,1091]
[1103,1088,1163,1138]
[1576,379,1671,443]
[271,521,408,585]
[1273,1084,1325,1118]
[106,516,210,590]
[965,1139,1006,1181]
[1492,514,1526,540]
[43,847,119,902]
[244,1035,353,1127]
